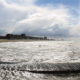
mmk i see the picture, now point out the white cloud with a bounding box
[0,0,79,37]
[15,5,70,36]
[68,9,80,37]
[70,20,80,36]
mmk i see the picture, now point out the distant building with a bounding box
[0,36,6,39]
[5,34,48,40]
[44,36,47,40]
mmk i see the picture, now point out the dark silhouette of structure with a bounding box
[0,34,47,40]
[44,36,47,40]
[0,36,6,39]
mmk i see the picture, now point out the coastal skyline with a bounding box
[0,0,79,37]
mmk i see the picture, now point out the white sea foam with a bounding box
[0,41,80,63]
[0,41,80,80]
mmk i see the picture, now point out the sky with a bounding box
[0,0,80,37]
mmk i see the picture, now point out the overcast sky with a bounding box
[0,0,79,37]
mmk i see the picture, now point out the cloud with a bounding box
[70,20,80,37]
[0,0,79,37]
[14,5,71,37]
[68,9,80,37]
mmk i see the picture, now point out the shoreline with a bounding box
[0,39,51,42]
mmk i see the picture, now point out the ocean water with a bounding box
[0,41,80,80]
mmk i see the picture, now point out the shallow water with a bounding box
[0,41,80,80]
